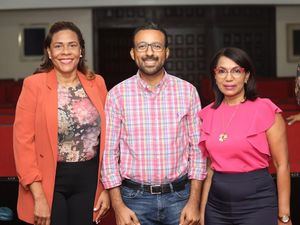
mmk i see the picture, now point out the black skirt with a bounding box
[205,168,278,225]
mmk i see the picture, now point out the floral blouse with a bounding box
[57,82,100,162]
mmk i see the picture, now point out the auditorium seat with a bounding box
[0,107,15,114]
[0,125,16,177]
[0,115,15,125]
[0,79,23,107]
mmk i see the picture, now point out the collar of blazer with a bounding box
[45,69,103,113]
[44,69,104,163]
[46,69,94,90]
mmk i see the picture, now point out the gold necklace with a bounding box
[219,104,240,142]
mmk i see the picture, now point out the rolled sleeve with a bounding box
[101,90,123,189]
[187,87,207,180]
[13,78,43,190]
[19,171,42,190]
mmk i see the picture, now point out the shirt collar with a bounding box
[137,69,169,94]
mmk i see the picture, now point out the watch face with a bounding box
[281,215,290,223]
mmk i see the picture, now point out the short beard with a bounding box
[138,56,165,76]
[139,64,164,76]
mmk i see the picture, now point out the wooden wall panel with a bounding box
[93,6,275,92]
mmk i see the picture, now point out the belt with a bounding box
[122,175,189,195]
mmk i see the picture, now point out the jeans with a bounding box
[121,182,190,225]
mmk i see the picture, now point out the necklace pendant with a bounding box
[219,133,228,142]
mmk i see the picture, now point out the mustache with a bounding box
[142,56,159,61]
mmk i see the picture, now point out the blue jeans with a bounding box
[121,182,190,225]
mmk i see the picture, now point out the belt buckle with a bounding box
[150,185,162,194]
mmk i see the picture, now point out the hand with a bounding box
[33,196,51,225]
[278,219,292,225]
[113,203,140,225]
[200,216,204,225]
[199,210,205,225]
[286,113,300,125]
[179,200,200,225]
[93,190,110,224]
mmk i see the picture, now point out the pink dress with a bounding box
[199,98,281,173]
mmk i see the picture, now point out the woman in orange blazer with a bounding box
[13,21,110,225]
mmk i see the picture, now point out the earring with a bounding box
[80,54,83,58]
[49,56,52,59]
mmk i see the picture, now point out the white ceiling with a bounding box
[1,0,300,10]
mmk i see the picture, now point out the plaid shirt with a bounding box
[101,71,206,189]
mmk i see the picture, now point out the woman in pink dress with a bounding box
[199,47,291,225]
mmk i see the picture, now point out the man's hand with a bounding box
[179,179,203,225]
[114,203,140,225]
[109,186,140,225]
[179,200,200,225]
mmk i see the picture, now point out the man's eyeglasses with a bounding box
[214,66,246,78]
[135,42,165,52]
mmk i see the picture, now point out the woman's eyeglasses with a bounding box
[214,67,246,78]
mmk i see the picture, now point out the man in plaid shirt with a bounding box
[101,22,207,225]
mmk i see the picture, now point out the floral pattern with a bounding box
[57,82,100,162]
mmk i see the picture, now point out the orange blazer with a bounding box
[13,69,107,224]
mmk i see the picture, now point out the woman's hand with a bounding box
[33,195,51,225]
[278,218,292,225]
[29,182,51,225]
[199,209,205,225]
[286,113,300,125]
[93,190,110,224]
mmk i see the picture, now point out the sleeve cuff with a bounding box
[101,173,122,189]
[18,171,42,190]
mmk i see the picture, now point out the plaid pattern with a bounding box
[101,72,206,189]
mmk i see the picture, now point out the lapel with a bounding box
[45,70,58,163]
[78,72,105,117]
[78,72,106,165]
[44,70,105,164]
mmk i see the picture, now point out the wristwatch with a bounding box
[278,215,290,223]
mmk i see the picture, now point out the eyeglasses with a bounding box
[135,42,165,52]
[214,66,246,78]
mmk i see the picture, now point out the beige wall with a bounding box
[0,9,92,79]
[276,6,300,77]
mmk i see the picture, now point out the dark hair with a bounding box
[209,47,258,108]
[34,21,94,79]
[132,22,168,48]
